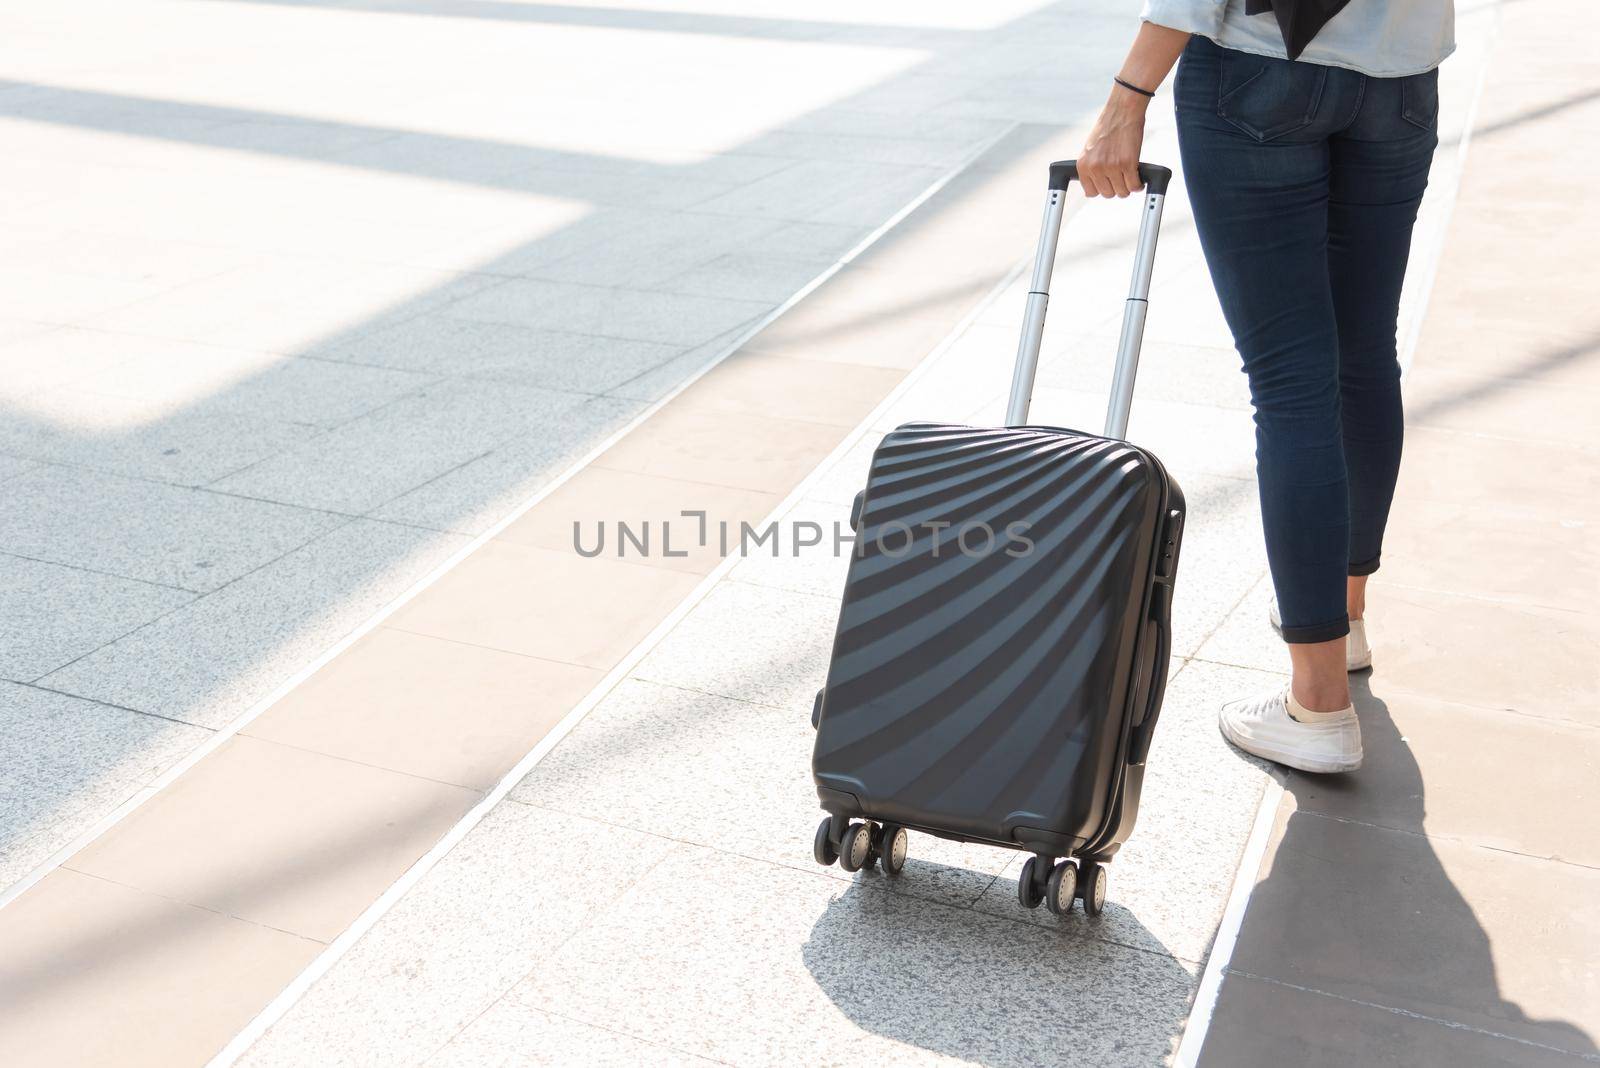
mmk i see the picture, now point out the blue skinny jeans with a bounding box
[1175,36,1439,644]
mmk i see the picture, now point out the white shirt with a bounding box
[1141,0,1455,77]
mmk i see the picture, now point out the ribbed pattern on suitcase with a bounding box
[812,422,1167,849]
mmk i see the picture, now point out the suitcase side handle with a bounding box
[1005,159,1172,438]
[1127,610,1169,766]
[1129,504,1183,765]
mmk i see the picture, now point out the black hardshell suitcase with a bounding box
[810,161,1186,916]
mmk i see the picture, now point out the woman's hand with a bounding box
[1075,22,1189,197]
[1078,87,1150,198]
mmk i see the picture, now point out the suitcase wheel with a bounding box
[813,817,839,866]
[1078,860,1108,916]
[836,822,874,873]
[1045,860,1079,916]
[877,824,908,876]
[1017,855,1050,910]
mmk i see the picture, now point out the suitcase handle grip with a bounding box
[1049,160,1172,196]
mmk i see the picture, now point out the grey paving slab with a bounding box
[211,377,593,514]
[0,681,210,894]
[1036,334,1252,413]
[1165,475,1267,658]
[511,679,1011,910]
[39,519,468,727]
[313,314,681,394]
[78,343,440,430]
[519,211,785,289]
[656,251,837,304]
[237,803,677,1068]
[1193,573,1282,675]
[0,325,140,400]
[693,159,947,227]
[438,278,769,348]
[428,997,722,1068]
[1199,971,1593,1068]
[727,496,857,600]
[516,845,1195,1067]
[631,579,837,711]
[599,322,757,404]
[0,455,40,484]
[0,386,322,486]
[369,395,645,536]
[740,130,985,169]
[88,258,493,355]
[0,554,194,681]
[0,465,345,592]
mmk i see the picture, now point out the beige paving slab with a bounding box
[1290,680,1600,867]
[1230,806,1600,1057]
[1363,583,1600,725]
[495,465,783,576]
[0,869,322,1068]
[1199,970,1592,1068]
[1380,497,1597,612]
[593,403,852,493]
[1394,425,1600,521]
[670,349,907,426]
[243,627,604,791]
[1402,369,1600,448]
[387,540,702,671]
[68,735,481,942]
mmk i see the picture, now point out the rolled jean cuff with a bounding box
[1348,553,1381,577]
[1281,615,1351,645]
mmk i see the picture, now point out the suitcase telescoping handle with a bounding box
[1005,160,1173,437]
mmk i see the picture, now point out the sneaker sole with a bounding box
[1219,716,1363,774]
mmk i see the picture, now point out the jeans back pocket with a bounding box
[1217,48,1328,142]
[1401,67,1441,130]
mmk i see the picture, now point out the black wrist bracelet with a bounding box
[1114,76,1156,98]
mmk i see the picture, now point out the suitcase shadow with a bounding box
[800,871,1191,1065]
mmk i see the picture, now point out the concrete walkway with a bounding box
[3,0,1594,1065]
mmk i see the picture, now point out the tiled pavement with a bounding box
[2,3,1095,902]
[3,0,1596,1066]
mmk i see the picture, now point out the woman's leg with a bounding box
[1329,71,1440,610]
[1176,41,1355,705]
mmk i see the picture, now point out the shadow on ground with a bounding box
[803,869,1191,1066]
[1200,676,1599,1063]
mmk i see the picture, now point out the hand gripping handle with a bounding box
[1049,160,1173,195]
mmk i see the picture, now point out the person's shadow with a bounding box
[1202,676,1600,1063]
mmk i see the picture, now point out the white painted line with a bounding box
[0,121,1024,920]
[1171,774,1284,1068]
[1171,11,1501,1060]
[203,133,1036,1066]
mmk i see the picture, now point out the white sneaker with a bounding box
[1268,603,1372,671]
[1219,689,1363,773]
